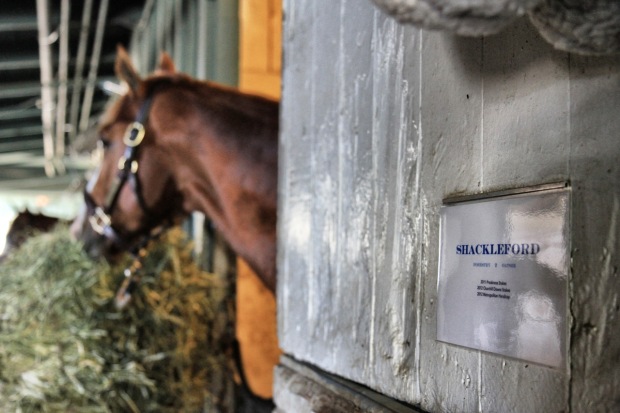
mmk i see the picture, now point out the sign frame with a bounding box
[437,183,570,369]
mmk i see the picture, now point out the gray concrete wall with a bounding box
[277,0,620,411]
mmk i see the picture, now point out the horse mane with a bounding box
[140,74,279,147]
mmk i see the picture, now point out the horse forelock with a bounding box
[98,95,132,138]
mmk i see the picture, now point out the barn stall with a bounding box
[2,0,619,412]
[274,0,620,412]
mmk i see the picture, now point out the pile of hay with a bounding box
[0,226,230,412]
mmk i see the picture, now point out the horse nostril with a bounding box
[81,234,99,257]
[81,232,124,263]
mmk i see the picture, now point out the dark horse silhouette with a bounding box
[71,47,278,292]
[2,210,62,258]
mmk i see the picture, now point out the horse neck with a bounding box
[147,79,278,290]
[149,77,279,194]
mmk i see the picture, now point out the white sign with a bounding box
[437,188,569,368]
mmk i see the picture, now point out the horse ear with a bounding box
[115,45,141,95]
[158,52,176,73]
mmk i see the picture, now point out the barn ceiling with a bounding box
[0,0,146,192]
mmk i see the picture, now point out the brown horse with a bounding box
[71,47,278,292]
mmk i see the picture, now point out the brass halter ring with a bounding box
[123,122,146,147]
[88,206,112,235]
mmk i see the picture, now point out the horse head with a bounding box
[71,47,185,261]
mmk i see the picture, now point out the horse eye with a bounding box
[99,137,111,149]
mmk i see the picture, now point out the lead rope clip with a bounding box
[114,250,146,310]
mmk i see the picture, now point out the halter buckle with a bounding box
[118,156,139,173]
[115,268,141,310]
[123,122,146,147]
[89,207,112,235]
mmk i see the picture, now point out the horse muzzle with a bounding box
[70,205,125,262]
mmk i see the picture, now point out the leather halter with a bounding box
[85,93,171,309]
[86,95,154,251]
